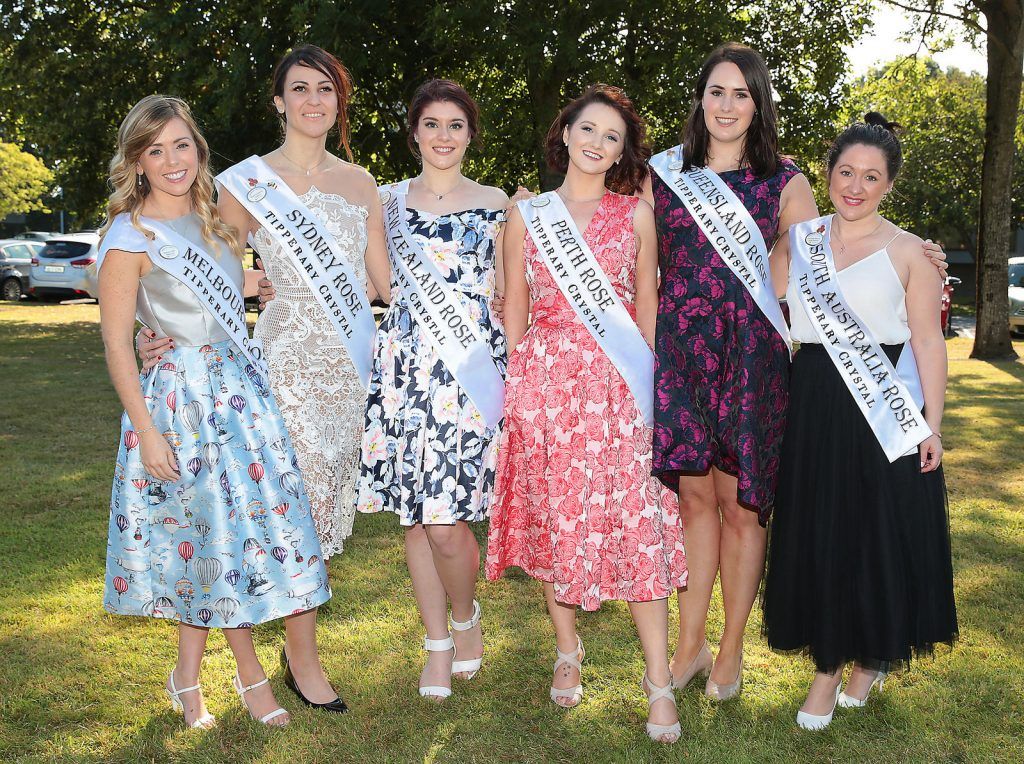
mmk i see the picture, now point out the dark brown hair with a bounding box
[681,42,780,178]
[544,84,651,195]
[407,79,481,157]
[826,112,904,180]
[271,44,353,161]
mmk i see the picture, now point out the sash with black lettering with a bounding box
[381,180,504,429]
[519,192,655,428]
[100,216,267,376]
[215,156,374,388]
[790,215,931,461]
[650,147,792,357]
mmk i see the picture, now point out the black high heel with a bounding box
[280,647,349,713]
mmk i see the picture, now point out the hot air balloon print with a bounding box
[180,400,204,439]
[278,471,300,499]
[197,608,213,625]
[229,395,246,413]
[123,430,139,453]
[212,596,239,623]
[162,516,184,533]
[193,517,211,543]
[237,621,255,629]
[175,577,195,607]
[159,361,176,372]
[271,546,287,564]
[271,502,289,517]
[166,390,177,412]
[194,556,222,593]
[225,568,241,587]
[116,514,129,533]
[186,457,202,477]
[202,442,221,473]
[177,540,194,571]
[247,462,264,484]
[307,554,320,568]
[153,596,174,616]
[131,479,149,492]
[112,575,128,601]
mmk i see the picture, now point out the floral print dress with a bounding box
[651,159,801,524]
[485,192,687,611]
[357,207,506,526]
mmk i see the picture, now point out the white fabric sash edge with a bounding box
[789,215,931,461]
[381,180,505,429]
[519,192,655,428]
[215,156,375,389]
[650,147,792,357]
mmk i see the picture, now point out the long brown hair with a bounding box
[99,95,241,257]
[681,43,780,178]
[406,79,481,158]
[544,84,651,195]
[271,44,354,161]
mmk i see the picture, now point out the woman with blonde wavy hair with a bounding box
[99,95,332,728]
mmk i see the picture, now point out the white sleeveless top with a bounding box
[787,235,911,345]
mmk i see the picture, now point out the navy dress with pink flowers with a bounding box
[651,159,801,524]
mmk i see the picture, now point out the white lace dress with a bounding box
[253,186,368,558]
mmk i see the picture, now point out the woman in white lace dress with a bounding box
[143,44,389,713]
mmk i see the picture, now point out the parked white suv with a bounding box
[29,232,100,299]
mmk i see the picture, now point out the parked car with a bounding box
[941,276,961,337]
[13,231,61,242]
[0,239,43,300]
[1010,257,1024,337]
[29,233,100,299]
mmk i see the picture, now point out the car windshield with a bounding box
[1010,262,1024,288]
[38,241,92,260]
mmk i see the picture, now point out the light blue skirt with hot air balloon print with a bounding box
[103,340,331,629]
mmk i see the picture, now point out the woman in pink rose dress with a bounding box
[486,85,687,745]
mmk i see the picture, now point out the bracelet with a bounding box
[136,424,157,437]
[934,432,942,440]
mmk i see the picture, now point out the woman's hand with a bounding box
[919,433,943,472]
[140,428,180,482]
[922,239,948,279]
[136,328,173,372]
[508,186,535,206]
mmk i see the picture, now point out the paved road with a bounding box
[954,315,976,339]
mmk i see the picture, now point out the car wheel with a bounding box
[1,278,23,301]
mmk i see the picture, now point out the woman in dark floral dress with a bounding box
[640,43,820,700]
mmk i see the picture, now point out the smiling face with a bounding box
[135,117,198,198]
[828,143,893,222]
[562,102,626,178]
[274,63,339,140]
[413,100,472,170]
[701,61,756,146]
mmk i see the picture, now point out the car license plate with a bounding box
[44,265,64,273]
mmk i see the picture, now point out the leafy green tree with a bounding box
[846,59,1024,253]
[0,141,53,218]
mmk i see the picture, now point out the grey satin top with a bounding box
[134,214,243,347]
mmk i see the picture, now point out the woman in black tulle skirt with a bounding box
[762,114,957,730]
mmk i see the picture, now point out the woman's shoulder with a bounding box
[101,214,151,255]
[468,180,509,210]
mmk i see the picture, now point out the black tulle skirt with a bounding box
[762,343,958,674]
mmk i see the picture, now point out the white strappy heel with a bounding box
[165,670,215,729]
[450,599,483,680]
[549,636,585,707]
[419,634,455,700]
[642,673,681,744]
[838,670,887,708]
[232,674,289,726]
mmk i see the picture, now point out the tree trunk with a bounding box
[972,0,1024,359]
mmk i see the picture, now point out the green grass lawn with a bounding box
[1,302,1022,764]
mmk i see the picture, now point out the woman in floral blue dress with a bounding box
[356,80,508,701]
[100,96,331,729]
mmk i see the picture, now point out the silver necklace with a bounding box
[832,215,885,259]
[279,148,332,177]
[420,177,463,200]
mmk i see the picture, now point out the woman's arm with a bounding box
[360,173,391,303]
[633,200,659,346]
[903,236,947,472]
[772,173,818,299]
[638,171,655,208]
[99,250,179,481]
[242,265,264,298]
[502,205,530,352]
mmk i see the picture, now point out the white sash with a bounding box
[99,216,267,376]
[789,215,931,461]
[380,180,505,429]
[215,156,375,388]
[519,192,655,428]
[650,147,792,357]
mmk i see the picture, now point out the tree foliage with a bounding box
[847,58,1024,251]
[0,141,53,218]
[0,0,871,223]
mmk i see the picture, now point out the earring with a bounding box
[137,174,143,187]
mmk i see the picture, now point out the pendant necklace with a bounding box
[280,148,332,177]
